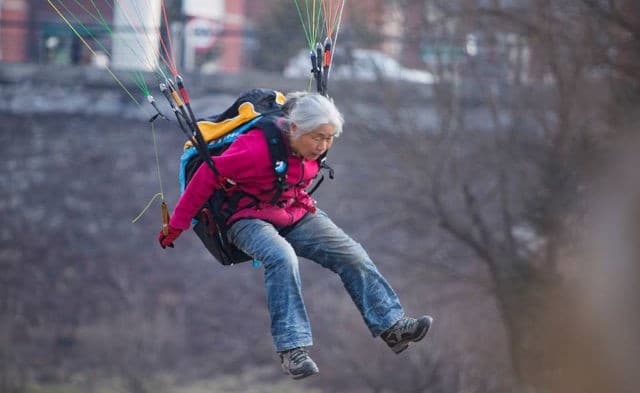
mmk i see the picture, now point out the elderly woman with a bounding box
[159,92,433,380]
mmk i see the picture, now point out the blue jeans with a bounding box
[227,209,405,352]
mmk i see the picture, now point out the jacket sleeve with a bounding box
[168,161,217,230]
[168,130,269,230]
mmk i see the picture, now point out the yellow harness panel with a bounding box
[184,91,286,150]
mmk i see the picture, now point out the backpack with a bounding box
[178,88,332,266]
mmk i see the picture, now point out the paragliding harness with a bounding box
[178,89,333,266]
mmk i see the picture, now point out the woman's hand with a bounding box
[158,226,183,249]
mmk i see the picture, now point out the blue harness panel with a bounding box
[178,116,264,193]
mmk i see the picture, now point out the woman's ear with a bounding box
[290,122,298,136]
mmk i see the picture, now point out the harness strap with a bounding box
[308,158,334,196]
[256,116,290,205]
[223,189,260,218]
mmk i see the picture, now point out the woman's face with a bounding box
[290,123,336,161]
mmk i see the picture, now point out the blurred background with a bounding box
[1,1,639,392]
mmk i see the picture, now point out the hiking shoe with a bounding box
[381,315,433,354]
[279,347,319,379]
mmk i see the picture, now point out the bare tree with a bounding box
[337,0,639,391]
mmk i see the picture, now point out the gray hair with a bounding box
[283,91,344,138]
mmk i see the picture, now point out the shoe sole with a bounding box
[392,315,433,354]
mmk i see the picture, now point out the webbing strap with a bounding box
[257,117,289,205]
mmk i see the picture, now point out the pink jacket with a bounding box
[169,128,319,230]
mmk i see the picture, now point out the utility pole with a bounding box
[171,0,186,71]
[112,0,162,71]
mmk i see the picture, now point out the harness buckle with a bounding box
[220,177,237,191]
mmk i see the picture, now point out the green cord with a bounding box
[132,121,165,223]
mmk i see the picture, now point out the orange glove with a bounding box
[158,226,183,249]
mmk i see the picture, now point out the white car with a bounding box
[284,48,434,84]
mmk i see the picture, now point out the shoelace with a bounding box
[392,318,417,334]
[288,348,309,364]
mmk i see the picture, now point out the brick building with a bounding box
[0,0,246,71]
[0,0,424,73]
[1,0,113,65]
[0,0,31,62]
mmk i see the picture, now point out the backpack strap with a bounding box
[308,151,335,196]
[256,117,289,205]
[253,116,336,201]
